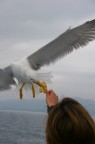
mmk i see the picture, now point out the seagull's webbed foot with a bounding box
[32,83,35,98]
[19,82,25,99]
[34,81,47,93]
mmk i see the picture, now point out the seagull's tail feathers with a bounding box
[0,69,17,91]
[37,71,53,83]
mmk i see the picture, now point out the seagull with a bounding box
[0,19,95,99]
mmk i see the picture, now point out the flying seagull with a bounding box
[0,19,95,99]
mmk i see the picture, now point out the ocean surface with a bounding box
[0,110,94,144]
[0,111,47,144]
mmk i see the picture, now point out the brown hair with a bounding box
[46,97,95,144]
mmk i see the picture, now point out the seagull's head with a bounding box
[25,68,39,83]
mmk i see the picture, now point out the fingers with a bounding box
[46,89,55,96]
[46,89,58,107]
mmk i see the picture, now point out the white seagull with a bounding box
[0,19,95,99]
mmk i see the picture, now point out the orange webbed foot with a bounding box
[32,83,35,98]
[19,82,25,99]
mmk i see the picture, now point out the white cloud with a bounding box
[0,0,95,100]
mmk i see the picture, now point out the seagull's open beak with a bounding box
[33,80,47,93]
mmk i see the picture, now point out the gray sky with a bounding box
[0,0,95,100]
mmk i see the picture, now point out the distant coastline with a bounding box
[0,97,95,116]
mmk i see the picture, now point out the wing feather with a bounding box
[0,69,16,91]
[27,19,95,70]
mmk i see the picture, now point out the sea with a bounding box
[0,110,47,144]
[0,110,94,144]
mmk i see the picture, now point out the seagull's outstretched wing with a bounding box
[0,69,16,91]
[27,19,95,70]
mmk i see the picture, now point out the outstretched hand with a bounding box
[46,90,58,107]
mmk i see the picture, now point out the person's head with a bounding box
[46,97,95,144]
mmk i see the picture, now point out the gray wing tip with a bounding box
[86,19,95,25]
[0,69,16,91]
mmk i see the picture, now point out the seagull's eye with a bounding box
[31,79,33,81]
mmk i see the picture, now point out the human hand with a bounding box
[46,89,58,107]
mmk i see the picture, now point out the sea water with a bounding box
[0,111,47,144]
[0,110,94,144]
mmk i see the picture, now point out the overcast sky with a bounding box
[0,0,95,100]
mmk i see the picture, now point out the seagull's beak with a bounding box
[33,80,47,93]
